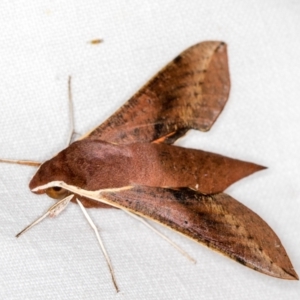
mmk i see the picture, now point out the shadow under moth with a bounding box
[2,41,298,287]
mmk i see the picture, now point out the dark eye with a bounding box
[46,187,68,200]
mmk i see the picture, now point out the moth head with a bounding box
[29,139,127,199]
[29,160,70,199]
[29,141,87,198]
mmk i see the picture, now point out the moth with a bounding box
[2,41,298,284]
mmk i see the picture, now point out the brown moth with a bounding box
[4,41,298,281]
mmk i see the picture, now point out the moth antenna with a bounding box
[76,199,119,293]
[123,210,196,264]
[67,76,77,145]
[1,78,75,167]
[0,158,41,167]
[16,194,74,238]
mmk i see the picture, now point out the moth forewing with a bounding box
[99,187,299,280]
[79,41,230,144]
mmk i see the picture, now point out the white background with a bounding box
[0,1,300,299]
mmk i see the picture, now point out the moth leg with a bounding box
[16,194,74,237]
[76,199,119,293]
[122,209,196,264]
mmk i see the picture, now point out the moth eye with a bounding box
[46,187,69,200]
